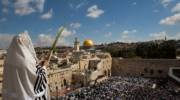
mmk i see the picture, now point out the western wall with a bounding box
[112,58,180,78]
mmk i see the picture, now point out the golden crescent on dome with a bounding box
[83,39,94,47]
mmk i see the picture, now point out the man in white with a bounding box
[2,32,50,100]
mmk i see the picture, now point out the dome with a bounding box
[83,39,94,47]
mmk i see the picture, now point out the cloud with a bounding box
[150,31,167,40]
[70,22,82,29]
[174,33,180,39]
[171,3,180,13]
[132,29,137,33]
[0,34,14,49]
[132,2,137,5]
[153,9,159,13]
[86,5,104,18]
[76,2,88,9]
[69,1,88,10]
[76,3,84,9]
[166,32,180,40]
[120,29,137,43]
[13,0,45,16]
[35,0,45,12]
[0,18,7,22]
[2,0,9,13]
[122,30,137,35]
[36,34,53,46]
[15,6,35,16]
[118,33,143,43]
[159,13,180,25]
[122,30,129,35]
[104,32,112,37]
[149,31,180,40]
[105,22,116,27]
[61,28,75,37]
[2,8,8,13]
[69,3,73,9]
[117,39,133,43]
[160,0,173,7]
[36,28,74,47]
[2,0,9,5]
[105,24,111,27]
[40,9,53,20]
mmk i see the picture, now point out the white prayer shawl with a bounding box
[2,32,50,100]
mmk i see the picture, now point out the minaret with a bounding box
[74,37,80,52]
[165,36,167,41]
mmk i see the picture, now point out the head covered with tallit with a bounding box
[2,32,49,100]
[6,31,38,64]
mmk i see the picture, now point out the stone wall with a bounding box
[112,58,180,78]
[0,60,4,98]
[48,68,72,94]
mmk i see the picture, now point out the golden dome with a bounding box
[83,39,94,47]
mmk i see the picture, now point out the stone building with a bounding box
[70,52,112,86]
[0,59,4,98]
[0,60,4,78]
[46,38,112,96]
[48,67,72,95]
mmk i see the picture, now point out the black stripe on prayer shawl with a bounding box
[35,97,41,100]
[42,95,46,100]
[34,65,47,100]
[36,66,45,74]
[36,68,45,74]
[39,75,46,90]
[36,67,41,74]
[36,72,46,94]
[34,74,41,94]
[36,65,41,72]
[42,73,47,83]
[37,74,45,92]
[35,98,40,100]
[35,72,42,86]
[38,80,47,100]
[35,66,46,90]
[37,75,46,92]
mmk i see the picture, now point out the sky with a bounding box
[0,0,180,48]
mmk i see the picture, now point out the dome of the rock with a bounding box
[83,39,94,47]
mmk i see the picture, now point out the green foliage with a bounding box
[103,47,136,58]
[136,40,176,59]
[102,40,176,59]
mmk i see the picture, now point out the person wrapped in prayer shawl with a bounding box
[2,32,50,100]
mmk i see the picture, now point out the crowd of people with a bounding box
[55,76,180,100]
